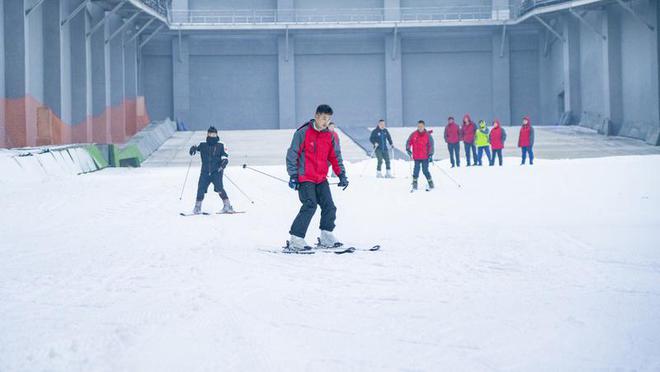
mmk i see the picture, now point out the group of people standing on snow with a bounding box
[369,115,536,190]
[442,114,536,168]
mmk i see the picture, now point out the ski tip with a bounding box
[370,245,381,251]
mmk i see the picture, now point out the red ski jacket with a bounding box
[461,114,476,144]
[489,120,507,150]
[444,121,461,144]
[406,129,435,160]
[518,116,535,147]
[286,121,345,184]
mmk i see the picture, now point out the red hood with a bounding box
[494,119,501,128]
[523,115,531,127]
[463,114,472,125]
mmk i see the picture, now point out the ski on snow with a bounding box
[261,241,381,255]
[179,211,245,216]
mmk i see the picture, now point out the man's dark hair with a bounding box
[208,126,218,133]
[418,120,425,125]
[316,104,333,115]
[379,119,385,123]
[329,122,335,126]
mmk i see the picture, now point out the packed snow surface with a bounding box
[1,156,659,371]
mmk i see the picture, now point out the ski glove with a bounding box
[428,156,434,162]
[289,176,299,190]
[406,149,412,157]
[220,158,229,169]
[337,173,349,190]
[189,145,197,156]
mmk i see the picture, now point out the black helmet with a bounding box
[207,126,218,134]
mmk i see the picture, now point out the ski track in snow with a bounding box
[1,156,660,371]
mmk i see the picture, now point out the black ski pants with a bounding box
[196,170,228,201]
[289,180,336,238]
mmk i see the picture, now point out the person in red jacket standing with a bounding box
[489,119,507,166]
[285,105,349,252]
[518,115,535,165]
[406,120,435,191]
[461,114,477,166]
[444,116,461,168]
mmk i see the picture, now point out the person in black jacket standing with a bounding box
[189,126,234,214]
[369,119,394,178]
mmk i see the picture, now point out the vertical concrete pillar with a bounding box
[84,8,93,141]
[25,0,45,147]
[59,0,73,143]
[278,34,295,128]
[172,33,189,125]
[492,28,511,125]
[563,14,581,123]
[4,0,28,147]
[602,8,622,133]
[43,0,66,144]
[67,0,91,142]
[124,36,139,135]
[107,14,126,143]
[385,32,403,126]
[90,5,108,143]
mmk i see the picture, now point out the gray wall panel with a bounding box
[295,53,386,127]
[143,55,173,122]
[511,49,540,125]
[402,47,493,126]
[189,55,279,130]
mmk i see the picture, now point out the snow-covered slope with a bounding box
[1,156,659,371]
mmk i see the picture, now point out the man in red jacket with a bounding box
[406,120,435,191]
[518,115,535,165]
[461,114,477,166]
[489,119,507,166]
[285,105,349,252]
[444,116,461,168]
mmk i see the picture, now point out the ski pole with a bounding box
[179,156,194,200]
[224,173,255,204]
[242,163,339,185]
[242,164,289,183]
[390,147,396,178]
[431,161,462,188]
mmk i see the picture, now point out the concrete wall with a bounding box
[142,28,543,129]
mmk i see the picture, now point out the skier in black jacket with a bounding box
[369,119,394,178]
[189,126,234,214]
